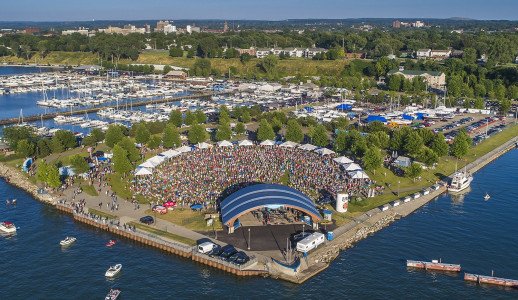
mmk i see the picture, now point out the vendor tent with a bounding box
[197,142,213,149]
[343,163,362,171]
[348,170,370,179]
[333,156,354,164]
[217,140,233,147]
[315,148,336,156]
[176,145,192,153]
[135,167,153,176]
[298,143,317,151]
[148,155,166,165]
[139,160,159,169]
[280,141,298,148]
[260,139,275,146]
[161,149,180,158]
[238,139,254,146]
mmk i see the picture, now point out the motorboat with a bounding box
[484,193,491,201]
[0,221,17,234]
[448,171,473,193]
[105,264,122,278]
[60,236,77,247]
[106,239,116,247]
[105,288,121,300]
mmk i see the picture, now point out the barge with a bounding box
[464,273,518,288]
[406,259,461,272]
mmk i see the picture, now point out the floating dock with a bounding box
[406,260,461,272]
[464,273,518,288]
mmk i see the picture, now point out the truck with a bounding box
[197,242,216,254]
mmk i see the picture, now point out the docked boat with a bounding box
[105,264,122,278]
[406,259,461,272]
[0,221,17,234]
[60,236,77,247]
[105,288,121,300]
[106,240,116,247]
[448,170,473,193]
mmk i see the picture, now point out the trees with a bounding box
[46,164,62,188]
[16,139,35,157]
[169,110,183,127]
[499,99,512,115]
[218,106,231,125]
[256,119,275,142]
[105,125,125,148]
[134,123,151,144]
[258,55,278,78]
[117,137,140,162]
[188,124,208,144]
[50,136,65,153]
[184,110,197,126]
[36,139,51,158]
[54,130,76,150]
[112,145,133,175]
[312,125,329,147]
[215,123,232,141]
[405,163,423,182]
[285,119,304,143]
[450,131,471,158]
[333,132,347,154]
[332,117,349,131]
[147,136,161,149]
[270,117,283,134]
[162,124,181,148]
[70,155,90,174]
[362,147,383,172]
[430,133,449,157]
[194,110,207,124]
[419,147,439,166]
[192,58,212,77]
[403,131,424,158]
[36,161,49,183]
[235,122,246,135]
[169,47,184,57]
[240,111,251,123]
[3,126,35,149]
[366,132,389,149]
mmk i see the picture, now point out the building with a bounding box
[417,49,432,58]
[430,49,451,59]
[98,25,145,35]
[282,48,304,58]
[164,70,188,81]
[304,48,327,59]
[62,28,89,36]
[394,156,412,168]
[387,68,446,87]
[163,24,177,34]
[344,52,366,59]
[23,27,40,35]
[237,47,256,56]
[156,21,170,32]
[392,20,401,28]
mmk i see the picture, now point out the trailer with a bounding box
[296,232,325,253]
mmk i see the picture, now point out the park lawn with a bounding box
[130,221,196,246]
[80,183,99,196]
[149,208,223,232]
[88,208,117,219]
[106,173,134,201]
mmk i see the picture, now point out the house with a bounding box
[387,68,446,87]
[394,156,412,168]
[430,49,451,59]
[283,48,304,58]
[237,47,256,56]
[416,49,431,58]
[304,48,326,58]
[256,48,273,58]
[164,70,187,81]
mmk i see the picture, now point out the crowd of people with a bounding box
[131,145,360,208]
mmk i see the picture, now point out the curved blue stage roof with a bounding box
[220,184,322,226]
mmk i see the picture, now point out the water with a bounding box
[0,65,55,76]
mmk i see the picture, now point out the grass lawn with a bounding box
[130,221,196,246]
[80,184,99,196]
[106,173,133,201]
[88,208,117,219]
[149,208,223,232]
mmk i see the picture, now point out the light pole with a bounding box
[397,180,400,197]
[247,228,251,250]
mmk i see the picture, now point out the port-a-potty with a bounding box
[336,193,349,213]
[323,210,332,221]
[326,231,334,241]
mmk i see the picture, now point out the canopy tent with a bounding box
[333,156,354,164]
[176,145,192,153]
[139,160,159,169]
[197,142,213,149]
[315,148,336,156]
[343,163,362,171]
[217,140,233,147]
[148,155,166,165]
[336,104,353,111]
[298,143,317,151]
[59,166,76,177]
[348,170,370,179]
[161,149,180,158]
[260,139,275,146]
[238,139,254,146]
[280,141,298,148]
[135,167,153,176]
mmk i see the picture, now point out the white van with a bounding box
[296,232,325,253]
[198,242,216,254]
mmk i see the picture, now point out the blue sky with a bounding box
[1,0,516,21]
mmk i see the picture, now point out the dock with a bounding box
[407,260,461,272]
[0,91,231,126]
[464,273,518,288]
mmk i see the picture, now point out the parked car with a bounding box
[208,244,222,257]
[229,251,250,265]
[219,245,238,261]
[139,215,154,225]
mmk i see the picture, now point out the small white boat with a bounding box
[0,221,17,234]
[105,288,121,300]
[448,171,473,193]
[60,236,77,247]
[105,264,122,278]
[484,193,491,201]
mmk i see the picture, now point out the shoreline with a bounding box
[0,136,517,283]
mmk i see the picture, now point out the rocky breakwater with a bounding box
[0,162,56,204]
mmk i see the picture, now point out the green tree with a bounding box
[332,117,349,131]
[419,147,439,166]
[112,145,133,175]
[184,110,197,126]
[16,139,35,157]
[417,128,435,146]
[54,130,76,149]
[105,125,125,148]
[312,125,329,147]
[50,136,65,153]
[405,163,423,182]
[219,105,231,125]
[169,47,184,57]
[362,147,383,172]
[70,154,90,174]
[430,133,449,157]
[192,58,212,76]
[188,124,208,144]
[36,160,49,183]
[256,119,275,141]
[147,136,161,149]
[36,139,51,158]
[404,131,424,158]
[117,137,140,162]
[162,124,181,148]
[90,128,105,143]
[235,122,246,135]
[258,54,278,78]
[499,99,512,115]
[450,132,470,158]
[215,123,232,141]
[285,119,304,143]
[333,132,347,154]
[195,110,207,124]
[169,110,183,127]
[135,123,151,144]
[271,117,283,134]
[240,111,251,123]
[46,164,62,188]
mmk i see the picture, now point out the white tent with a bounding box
[176,145,192,153]
[217,140,233,147]
[139,160,159,169]
[161,149,180,158]
[280,141,298,148]
[135,167,153,176]
[197,142,213,149]
[343,163,362,171]
[348,170,370,179]
[334,156,354,164]
[148,155,166,165]
[260,139,275,146]
[238,139,254,146]
[315,148,336,156]
[298,143,317,151]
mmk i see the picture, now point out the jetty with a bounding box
[464,273,518,288]
[0,91,231,126]
[407,259,461,272]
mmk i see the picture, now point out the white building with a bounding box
[163,24,177,34]
[417,49,431,58]
[62,28,89,36]
[430,49,451,59]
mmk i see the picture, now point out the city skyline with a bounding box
[1,0,517,22]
